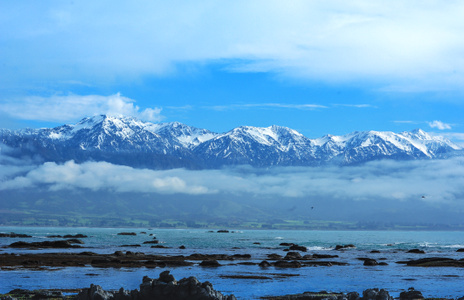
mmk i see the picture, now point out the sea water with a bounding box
[1,227,464,299]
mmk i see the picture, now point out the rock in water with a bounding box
[76,271,236,300]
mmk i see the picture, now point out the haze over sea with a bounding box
[1,227,464,299]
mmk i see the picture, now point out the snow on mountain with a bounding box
[0,115,461,169]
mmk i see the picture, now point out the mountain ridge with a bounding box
[0,115,461,169]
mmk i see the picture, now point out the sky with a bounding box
[1,1,464,224]
[0,0,463,143]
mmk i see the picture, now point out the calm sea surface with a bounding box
[1,227,464,299]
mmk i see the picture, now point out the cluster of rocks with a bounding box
[263,287,450,300]
[0,232,32,238]
[75,271,236,300]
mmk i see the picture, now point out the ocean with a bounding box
[1,227,464,299]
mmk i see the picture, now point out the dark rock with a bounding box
[379,262,389,266]
[407,249,425,254]
[143,240,159,244]
[267,253,283,260]
[200,260,221,267]
[120,244,141,247]
[399,288,424,300]
[457,248,464,252]
[117,232,137,236]
[159,270,176,283]
[64,234,88,238]
[231,254,251,260]
[284,252,302,260]
[9,240,82,249]
[217,230,229,233]
[370,250,381,253]
[253,242,261,245]
[274,260,302,268]
[114,251,125,256]
[363,259,379,266]
[397,257,464,267]
[347,291,360,300]
[335,244,356,251]
[289,245,307,252]
[66,238,85,244]
[151,245,169,248]
[312,254,339,259]
[363,288,393,300]
[77,272,237,300]
[279,243,294,247]
[0,232,32,238]
[259,260,271,267]
[179,245,186,249]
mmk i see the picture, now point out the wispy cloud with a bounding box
[2,1,464,92]
[206,103,327,111]
[428,120,452,130]
[0,93,163,123]
[1,158,463,206]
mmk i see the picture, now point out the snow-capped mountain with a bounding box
[0,115,461,169]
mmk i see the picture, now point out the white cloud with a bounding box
[1,158,463,206]
[428,120,452,130]
[0,93,163,123]
[2,1,464,91]
[0,160,209,195]
[207,103,327,111]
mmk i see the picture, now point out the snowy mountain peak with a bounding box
[1,115,461,169]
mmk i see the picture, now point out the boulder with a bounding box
[399,288,424,300]
[407,249,425,254]
[363,259,379,266]
[274,260,302,268]
[289,245,307,252]
[284,252,302,260]
[117,232,137,236]
[363,288,393,300]
[77,272,236,300]
[259,260,271,267]
[199,260,221,267]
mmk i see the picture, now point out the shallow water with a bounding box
[1,227,464,299]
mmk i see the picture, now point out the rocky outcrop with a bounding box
[76,271,236,300]
[8,240,82,249]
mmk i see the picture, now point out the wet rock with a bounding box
[64,234,88,238]
[399,288,424,300]
[370,250,381,253]
[199,260,221,267]
[77,272,237,300]
[143,240,159,244]
[407,249,425,254]
[117,232,137,236]
[151,245,169,249]
[335,244,356,251]
[396,257,464,267]
[457,248,464,252]
[267,253,283,260]
[66,238,85,244]
[284,252,302,260]
[259,260,271,267]
[274,260,302,268]
[363,288,393,300]
[179,245,186,249]
[279,243,294,247]
[8,240,82,249]
[0,232,32,238]
[363,259,379,266]
[217,230,229,233]
[312,254,338,259]
[289,245,307,252]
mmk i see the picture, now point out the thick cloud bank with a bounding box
[1,158,463,207]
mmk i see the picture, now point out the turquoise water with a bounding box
[1,227,464,299]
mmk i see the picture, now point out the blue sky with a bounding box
[1,1,463,142]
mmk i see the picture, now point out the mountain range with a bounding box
[0,115,461,169]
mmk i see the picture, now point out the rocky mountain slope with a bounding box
[0,115,461,169]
